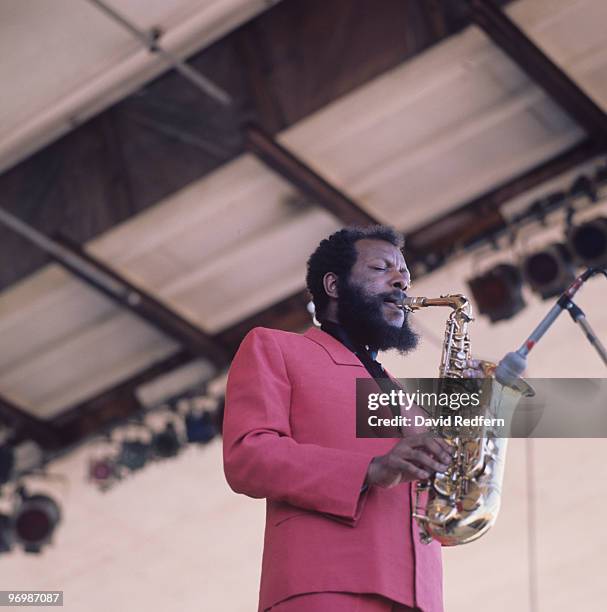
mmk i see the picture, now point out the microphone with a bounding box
[494,350,528,388]
[494,268,598,387]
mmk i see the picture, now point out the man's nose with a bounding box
[390,270,410,291]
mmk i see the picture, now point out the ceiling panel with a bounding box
[86,155,302,288]
[165,207,339,332]
[0,265,118,372]
[0,306,177,416]
[0,0,281,173]
[508,0,607,117]
[279,0,607,230]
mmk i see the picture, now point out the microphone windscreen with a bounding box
[495,351,528,387]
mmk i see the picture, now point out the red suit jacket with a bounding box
[223,326,443,612]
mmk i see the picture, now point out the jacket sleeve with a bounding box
[222,327,372,526]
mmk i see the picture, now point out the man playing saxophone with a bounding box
[223,226,481,612]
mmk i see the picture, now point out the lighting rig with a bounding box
[467,161,607,322]
[0,378,224,554]
[0,441,62,555]
[87,392,223,492]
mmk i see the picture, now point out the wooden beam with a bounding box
[236,27,285,134]
[52,235,229,368]
[0,206,229,368]
[244,123,379,226]
[467,0,607,142]
[0,394,60,449]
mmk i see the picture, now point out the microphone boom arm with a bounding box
[495,268,607,385]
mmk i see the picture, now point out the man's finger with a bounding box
[407,434,452,459]
[398,448,450,473]
[419,438,452,464]
[392,457,431,480]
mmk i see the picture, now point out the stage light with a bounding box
[567,217,607,267]
[185,411,217,444]
[13,489,61,553]
[117,440,151,471]
[522,243,575,299]
[151,422,181,458]
[467,264,526,322]
[88,456,120,490]
[569,174,598,202]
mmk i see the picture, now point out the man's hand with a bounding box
[365,434,452,488]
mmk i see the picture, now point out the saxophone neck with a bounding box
[403,294,473,319]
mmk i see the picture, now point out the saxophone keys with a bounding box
[427,499,458,524]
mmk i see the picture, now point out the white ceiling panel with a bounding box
[509,0,607,112]
[86,155,303,288]
[0,0,281,173]
[0,305,177,417]
[513,0,607,70]
[349,95,581,228]
[279,0,607,231]
[0,265,118,372]
[165,207,339,332]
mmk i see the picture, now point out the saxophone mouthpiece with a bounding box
[402,296,426,311]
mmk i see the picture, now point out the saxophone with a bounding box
[403,294,534,546]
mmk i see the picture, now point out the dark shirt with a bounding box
[320,320,398,396]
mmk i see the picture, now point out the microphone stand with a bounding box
[561,298,607,366]
[495,267,607,385]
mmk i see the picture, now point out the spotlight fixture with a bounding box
[467,263,526,322]
[117,440,151,472]
[521,243,575,299]
[151,422,181,458]
[567,217,607,268]
[185,411,217,444]
[12,488,61,553]
[88,456,120,490]
[569,174,598,202]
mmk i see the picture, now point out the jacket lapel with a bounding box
[303,327,364,367]
[304,327,402,437]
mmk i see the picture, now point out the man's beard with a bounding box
[336,278,419,354]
